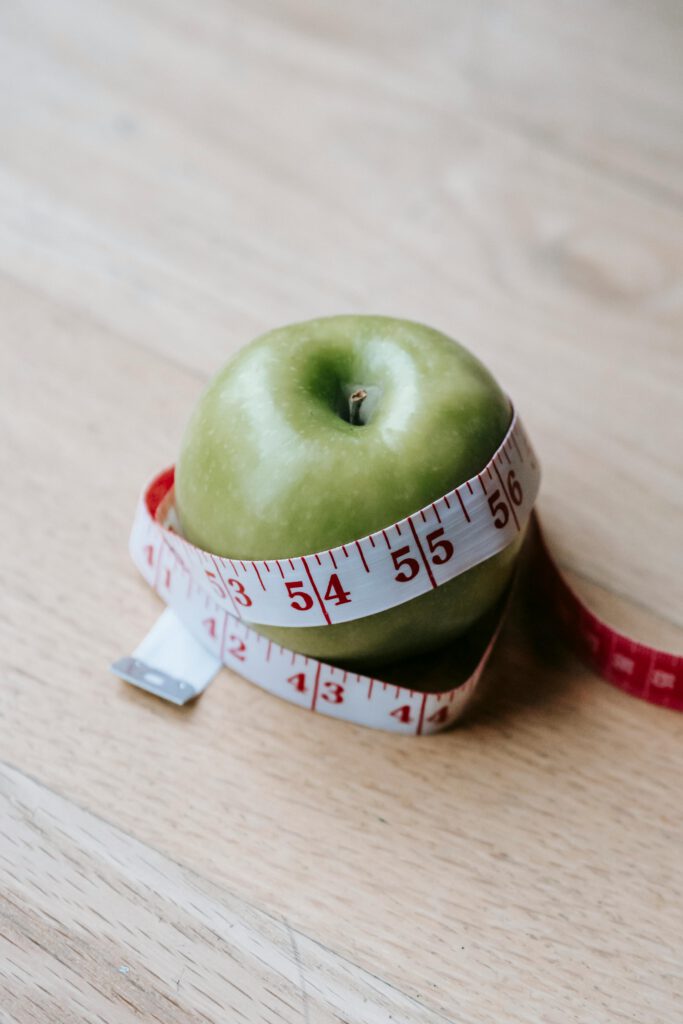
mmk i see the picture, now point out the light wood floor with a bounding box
[1,1,681,1021]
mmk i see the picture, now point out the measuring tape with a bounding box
[112,412,682,733]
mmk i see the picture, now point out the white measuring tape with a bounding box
[113,411,682,733]
[151,413,538,627]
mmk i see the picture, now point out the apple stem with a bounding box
[348,388,368,426]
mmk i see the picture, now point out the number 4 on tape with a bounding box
[111,609,221,705]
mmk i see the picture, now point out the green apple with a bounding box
[176,316,522,668]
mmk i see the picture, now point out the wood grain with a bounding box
[0,762,455,1023]
[1,1,682,1021]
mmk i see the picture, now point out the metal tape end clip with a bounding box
[111,608,222,705]
[111,656,200,705]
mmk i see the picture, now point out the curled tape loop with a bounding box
[114,413,682,733]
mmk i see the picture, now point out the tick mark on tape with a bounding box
[456,489,471,522]
[252,563,266,591]
[510,432,522,459]
[407,518,437,589]
[310,663,322,709]
[302,557,331,625]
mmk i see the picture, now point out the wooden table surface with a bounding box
[2,2,682,1021]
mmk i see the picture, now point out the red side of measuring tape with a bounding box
[146,466,176,519]
[535,525,682,711]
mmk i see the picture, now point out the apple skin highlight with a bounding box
[176,315,523,668]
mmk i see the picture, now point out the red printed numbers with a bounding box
[392,527,455,583]
[287,574,352,612]
[488,471,523,529]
